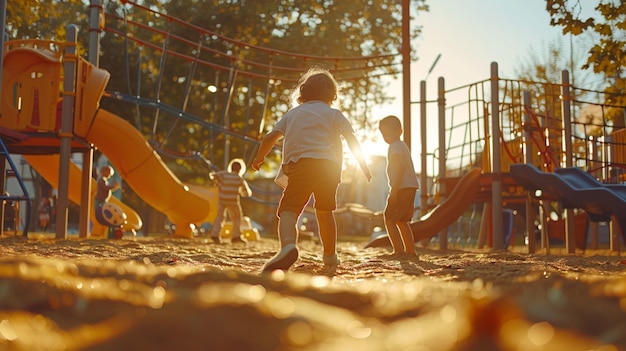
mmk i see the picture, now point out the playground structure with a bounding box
[366,64,626,253]
[0,0,394,238]
[509,163,626,245]
[0,35,221,238]
[1,1,625,252]
[410,64,626,253]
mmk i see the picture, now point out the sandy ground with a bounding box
[0,233,625,351]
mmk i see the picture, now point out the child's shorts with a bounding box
[278,158,341,216]
[384,187,417,222]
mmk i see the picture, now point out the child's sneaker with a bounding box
[262,243,298,273]
[323,253,340,267]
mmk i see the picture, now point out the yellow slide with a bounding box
[81,109,218,237]
[25,110,218,237]
[23,154,142,236]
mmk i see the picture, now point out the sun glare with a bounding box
[360,140,387,157]
[343,138,387,169]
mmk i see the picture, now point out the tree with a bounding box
[96,0,428,180]
[514,35,604,91]
[514,34,608,130]
[546,0,626,107]
[6,0,90,52]
[5,0,430,181]
[5,1,430,233]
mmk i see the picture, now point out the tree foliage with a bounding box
[514,36,599,88]
[6,0,90,52]
[546,0,626,105]
[6,0,428,182]
[513,34,608,119]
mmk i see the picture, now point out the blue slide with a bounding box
[509,164,626,243]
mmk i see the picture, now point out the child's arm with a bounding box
[251,130,283,171]
[343,132,372,182]
[109,181,120,191]
[241,179,252,197]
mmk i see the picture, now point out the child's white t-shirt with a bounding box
[387,140,419,190]
[272,101,354,187]
[274,100,353,164]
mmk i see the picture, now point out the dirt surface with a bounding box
[0,234,625,351]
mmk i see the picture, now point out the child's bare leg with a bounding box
[384,217,404,254]
[278,211,298,247]
[210,204,225,239]
[315,209,336,256]
[398,222,416,254]
[230,205,246,243]
[261,211,299,273]
[230,206,241,235]
[316,209,340,266]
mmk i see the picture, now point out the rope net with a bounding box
[100,0,399,173]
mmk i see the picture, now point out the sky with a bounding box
[367,0,597,162]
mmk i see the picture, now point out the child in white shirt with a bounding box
[252,66,371,273]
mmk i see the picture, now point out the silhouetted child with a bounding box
[209,158,252,244]
[38,197,52,232]
[252,66,372,273]
[95,165,119,208]
[3,192,16,231]
[379,115,419,256]
[95,165,122,238]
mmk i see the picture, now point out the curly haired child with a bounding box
[252,66,372,273]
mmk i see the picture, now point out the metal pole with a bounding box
[401,0,411,150]
[561,71,573,167]
[490,62,503,250]
[74,1,99,238]
[0,0,6,235]
[419,80,428,217]
[560,70,576,253]
[79,148,93,238]
[78,0,104,238]
[523,91,536,253]
[88,0,102,66]
[0,0,6,102]
[56,25,78,239]
[437,76,447,249]
[0,160,5,236]
[424,54,441,82]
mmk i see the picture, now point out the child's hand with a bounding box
[251,158,263,171]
